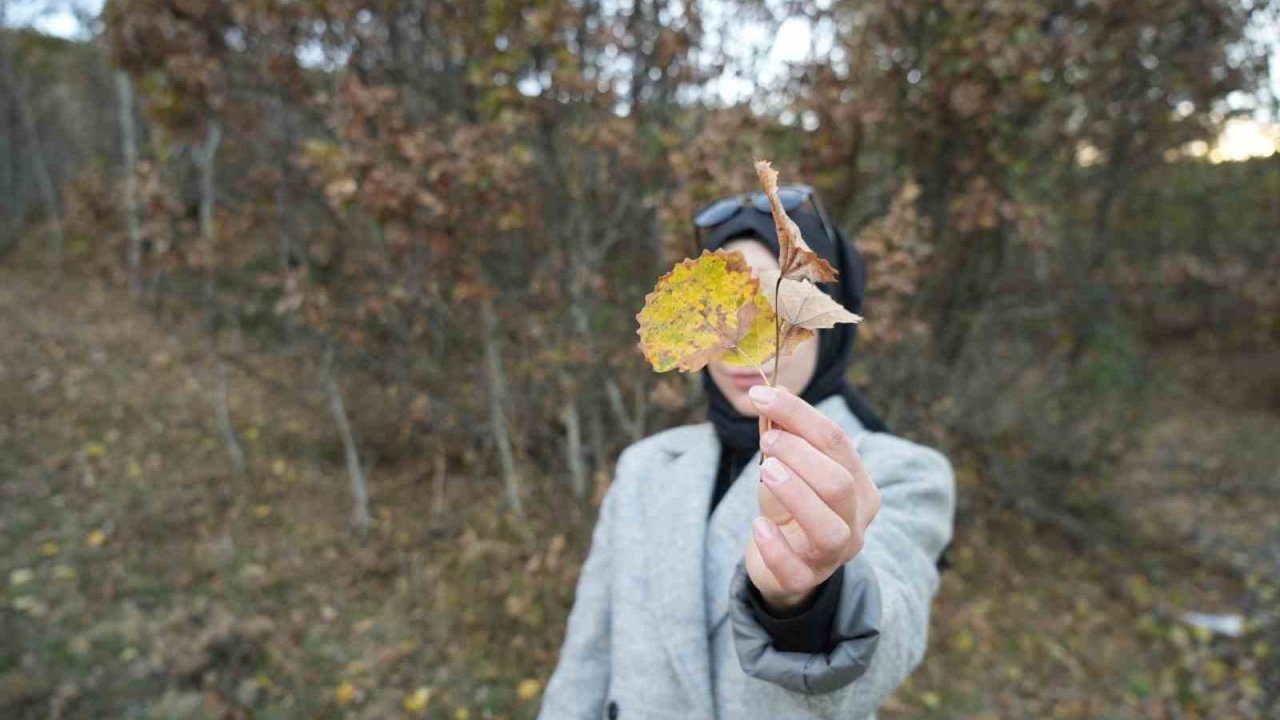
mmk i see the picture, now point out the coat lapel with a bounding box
[642,423,719,715]
[704,448,760,635]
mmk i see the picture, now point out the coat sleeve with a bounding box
[727,438,955,717]
[537,478,619,720]
[745,565,845,653]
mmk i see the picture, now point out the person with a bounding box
[537,185,956,720]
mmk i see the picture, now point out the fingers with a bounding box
[749,385,870,486]
[750,516,818,596]
[761,428,857,524]
[761,457,857,566]
[757,478,793,529]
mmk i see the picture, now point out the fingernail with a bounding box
[748,385,776,404]
[760,429,780,450]
[761,458,786,485]
[752,517,775,540]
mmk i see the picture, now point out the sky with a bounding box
[4,0,98,37]
[5,0,1278,160]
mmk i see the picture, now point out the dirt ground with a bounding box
[2,262,1277,719]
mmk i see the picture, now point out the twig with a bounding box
[321,343,372,536]
[604,377,643,442]
[432,441,448,516]
[215,363,246,475]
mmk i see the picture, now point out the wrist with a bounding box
[758,585,818,616]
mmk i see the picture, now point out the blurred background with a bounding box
[1,0,1279,717]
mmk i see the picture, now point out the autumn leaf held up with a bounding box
[636,160,861,379]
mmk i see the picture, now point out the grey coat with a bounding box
[537,394,955,720]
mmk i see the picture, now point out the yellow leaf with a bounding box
[271,459,287,477]
[52,565,76,581]
[1241,672,1262,699]
[303,138,342,163]
[126,459,142,478]
[755,161,837,283]
[85,441,107,458]
[86,530,106,548]
[719,292,812,367]
[67,636,90,656]
[454,709,470,720]
[253,505,272,520]
[636,250,762,372]
[39,541,60,557]
[403,687,432,713]
[12,596,47,615]
[516,678,542,701]
[335,681,359,706]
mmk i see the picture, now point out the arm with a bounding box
[729,440,955,716]
[537,480,619,720]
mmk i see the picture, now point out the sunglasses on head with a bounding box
[690,184,839,258]
[694,184,818,228]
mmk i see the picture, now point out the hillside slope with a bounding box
[2,262,1276,718]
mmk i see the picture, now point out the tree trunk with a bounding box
[432,440,448,516]
[18,88,63,289]
[116,71,143,302]
[1066,132,1131,365]
[605,377,644,443]
[199,120,222,324]
[587,399,607,484]
[215,364,246,475]
[0,2,15,259]
[272,91,295,276]
[480,297,525,520]
[0,14,64,288]
[560,398,587,503]
[322,345,372,535]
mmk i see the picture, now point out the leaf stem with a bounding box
[762,273,785,465]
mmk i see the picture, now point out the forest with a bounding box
[1,0,1279,717]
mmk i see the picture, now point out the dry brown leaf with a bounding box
[759,270,862,330]
[774,323,817,357]
[754,160,838,283]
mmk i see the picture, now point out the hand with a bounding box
[743,385,881,614]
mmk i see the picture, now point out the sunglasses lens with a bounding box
[777,188,809,211]
[694,198,742,228]
[751,187,809,213]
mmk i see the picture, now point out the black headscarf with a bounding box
[699,201,888,456]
